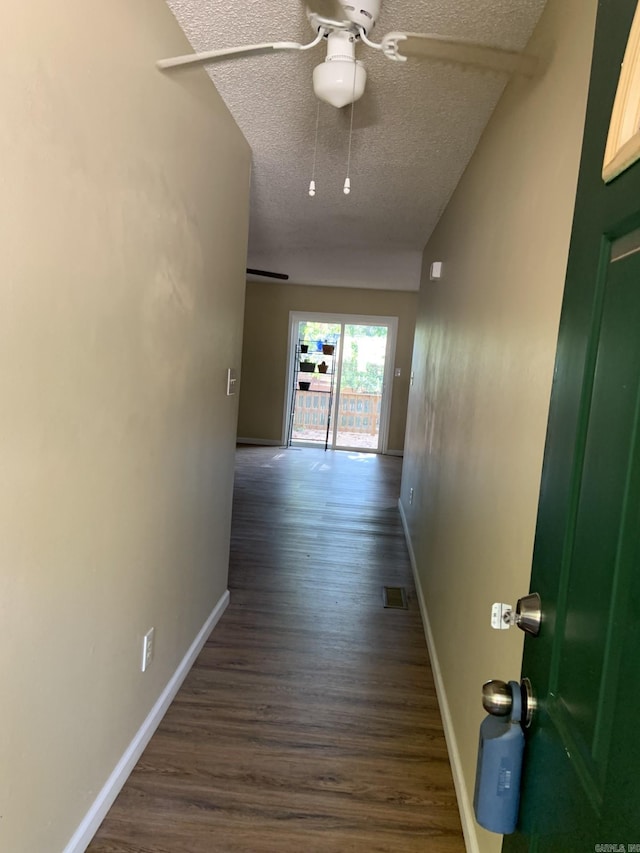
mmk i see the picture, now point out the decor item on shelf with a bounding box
[300,360,316,372]
[300,344,309,353]
[298,380,311,391]
[318,361,328,374]
[322,343,335,355]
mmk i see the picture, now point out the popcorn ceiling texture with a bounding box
[165,0,547,289]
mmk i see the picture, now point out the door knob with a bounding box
[482,679,515,716]
[482,678,536,728]
[490,592,542,636]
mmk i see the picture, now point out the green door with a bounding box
[504,1,640,849]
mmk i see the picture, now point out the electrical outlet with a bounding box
[409,487,414,505]
[142,627,155,672]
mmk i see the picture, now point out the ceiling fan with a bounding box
[157,0,538,109]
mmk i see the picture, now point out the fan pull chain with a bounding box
[308,101,321,197]
[344,52,358,195]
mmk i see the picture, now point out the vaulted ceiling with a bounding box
[165,0,547,289]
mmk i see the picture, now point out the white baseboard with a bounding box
[398,500,479,853]
[63,590,230,853]
[236,437,282,446]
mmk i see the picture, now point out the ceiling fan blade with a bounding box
[246,268,289,281]
[157,41,305,71]
[382,32,538,77]
[303,0,346,21]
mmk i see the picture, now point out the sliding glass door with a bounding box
[286,313,397,453]
[334,324,388,450]
[289,320,341,447]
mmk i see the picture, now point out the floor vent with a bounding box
[382,586,408,609]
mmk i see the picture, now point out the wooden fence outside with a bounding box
[292,390,381,436]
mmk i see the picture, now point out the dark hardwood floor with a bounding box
[88,446,464,852]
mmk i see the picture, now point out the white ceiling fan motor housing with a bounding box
[340,0,381,35]
[307,1,381,37]
[313,31,367,108]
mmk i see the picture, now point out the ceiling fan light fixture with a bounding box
[313,59,366,107]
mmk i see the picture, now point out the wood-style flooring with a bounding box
[88,446,464,852]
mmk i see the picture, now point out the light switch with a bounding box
[394,367,401,377]
[226,368,237,396]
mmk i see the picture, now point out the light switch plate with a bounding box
[142,627,155,671]
[226,368,237,396]
[430,261,443,280]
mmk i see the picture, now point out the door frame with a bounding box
[283,311,398,453]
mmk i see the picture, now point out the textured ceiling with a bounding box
[165,0,547,289]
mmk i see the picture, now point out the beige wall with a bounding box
[400,0,597,850]
[0,4,250,851]
[238,282,417,452]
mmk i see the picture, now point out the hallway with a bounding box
[88,447,464,852]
